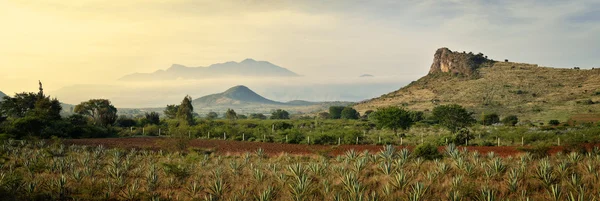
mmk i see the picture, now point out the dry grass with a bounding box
[355,62,600,122]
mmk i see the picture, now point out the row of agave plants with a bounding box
[1,139,600,200]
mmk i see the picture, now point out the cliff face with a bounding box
[428,47,493,76]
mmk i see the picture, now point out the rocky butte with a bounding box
[428,47,495,77]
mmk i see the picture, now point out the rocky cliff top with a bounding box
[428,47,494,76]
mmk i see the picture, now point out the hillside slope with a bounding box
[0,91,6,99]
[120,59,298,81]
[354,48,600,122]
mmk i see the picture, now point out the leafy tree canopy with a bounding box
[225,109,237,120]
[328,106,345,119]
[176,95,194,125]
[270,109,290,120]
[369,107,413,134]
[340,107,359,120]
[74,99,118,127]
[250,113,267,120]
[432,104,475,133]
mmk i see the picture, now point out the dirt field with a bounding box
[63,137,592,157]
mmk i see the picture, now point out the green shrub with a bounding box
[412,143,442,160]
[502,115,519,126]
[482,113,500,125]
[548,120,560,126]
[517,144,550,159]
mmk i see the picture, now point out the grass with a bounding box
[355,62,600,122]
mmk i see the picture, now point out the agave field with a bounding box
[3,140,600,200]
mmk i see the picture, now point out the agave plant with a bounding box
[407,182,429,201]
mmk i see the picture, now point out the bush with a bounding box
[340,107,359,120]
[451,128,474,145]
[413,143,442,160]
[548,120,560,126]
[482,113,500,125]
[502,115,519,126]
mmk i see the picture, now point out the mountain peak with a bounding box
[241,58,256,63]
[194,85,282,106]
[224,85,252,94]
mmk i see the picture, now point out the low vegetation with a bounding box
[3,141,600,200]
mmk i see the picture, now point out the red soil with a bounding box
[63,137,597,157]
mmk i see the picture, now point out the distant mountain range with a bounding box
[120,59,299,81]
[360,74,374,77]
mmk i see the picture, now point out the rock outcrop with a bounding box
[428,47,493,76]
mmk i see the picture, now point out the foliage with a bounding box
[548,120,560,126]
[270,109,290,120]
[412,143,442,160]
[432,104,476,133]
[482,113,500,125]
[250,113,267,120]
[409,111,424,122]
[206,112,219,120]
[340,107,359,120]
[370,107,413,134]
[115,115,137,127]
[74,99,118,127]
[225,109,237,120]
[144,112,160,125]
[176,95,194,125]
[164,105,179,119]
[328,106,345,119]
[502,115,519,126]
[317,112,330,119]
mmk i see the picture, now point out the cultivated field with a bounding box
[3,139,600,200]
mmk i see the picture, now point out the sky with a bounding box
[1,0,599,106]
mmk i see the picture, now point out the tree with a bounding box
[271,109,290,119]
[250,113,267,120]
[0,92,60,118]
[238,114,248,119]
[340,107,359,119]
[116,115,137,127]
[164,105,179,119]
[369,107,413,135]
[74,99,118,127]
[176,95,194,125]
[432,104,475,133]
[482,113,500,126]
[225,109,237,120]
[144,112,160,125]
[318,112,330,119]
[328,106,345,119]
[0,81,65,139]
[502,115,519,126]
[206,112,219,120]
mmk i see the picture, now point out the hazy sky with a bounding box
[1,0,599,98]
